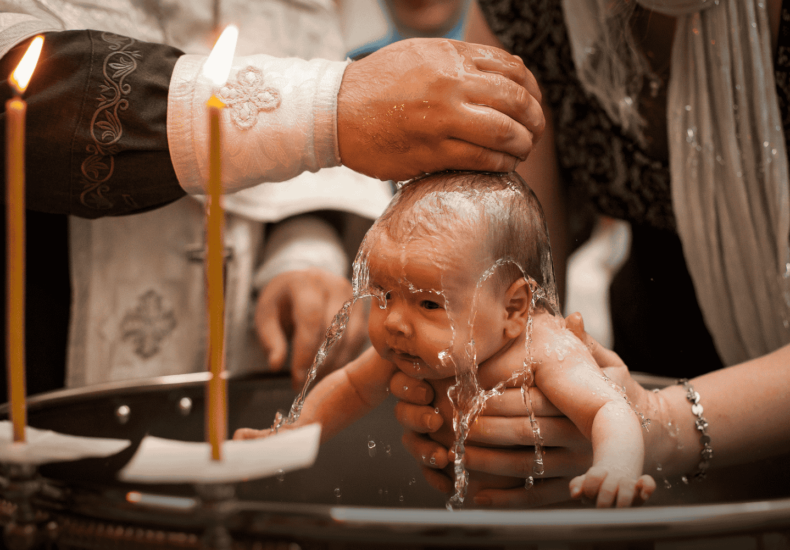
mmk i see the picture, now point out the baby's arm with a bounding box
[532,318,655,507]
[234,347,397,444]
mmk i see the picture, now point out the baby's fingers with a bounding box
[233,427,269,440]
[634,475,657,505]
[570,466,608,504]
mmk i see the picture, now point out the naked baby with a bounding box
[235,171,656,507]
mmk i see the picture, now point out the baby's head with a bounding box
[357,171,557,378]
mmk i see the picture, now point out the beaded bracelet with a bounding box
[678,378,713,482]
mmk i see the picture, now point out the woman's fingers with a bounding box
[456,445,592,480]
[390,371,435,404]
[394,401,443,434]
[473,478,573,508]
[420,466,454,494]
[467,416,585,448]
[401,430,450,469]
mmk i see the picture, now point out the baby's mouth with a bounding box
[392,349,422,363]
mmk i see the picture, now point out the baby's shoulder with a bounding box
[531,313,597,372]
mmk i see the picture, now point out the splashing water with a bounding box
[271,172,563,510]
[446,258,557,508]
[271,298,357,432]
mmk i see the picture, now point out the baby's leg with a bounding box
[569,467,656,507]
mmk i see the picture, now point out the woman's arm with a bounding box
[637,343,790,477]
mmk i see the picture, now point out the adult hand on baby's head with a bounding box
[337,38,545,181]
[255,268,368,390]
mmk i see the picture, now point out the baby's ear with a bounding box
[504,278,531,338]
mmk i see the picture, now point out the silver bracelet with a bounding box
[678,378,712,482]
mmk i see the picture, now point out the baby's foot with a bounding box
[569,466,656,507]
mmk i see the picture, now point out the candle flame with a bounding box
[202,25,238,87]
[10,35,44,94]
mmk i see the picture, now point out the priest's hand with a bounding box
[255,268,368,390]
[337,38,544,181]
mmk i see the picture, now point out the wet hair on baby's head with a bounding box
[371,171,556,296]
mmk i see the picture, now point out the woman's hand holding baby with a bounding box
[391,312,660,508]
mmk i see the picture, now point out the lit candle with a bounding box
[201,25,238,461]
[5,36,44,444]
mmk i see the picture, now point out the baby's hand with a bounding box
[233,427,274,440]
[569,466,656,508]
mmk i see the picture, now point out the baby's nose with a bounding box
[384,306,411,337]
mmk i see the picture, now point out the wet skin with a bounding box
[366,230,533,497]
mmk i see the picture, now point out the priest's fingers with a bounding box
[255,277,293,372]
[458,42,541,104]
[455,446,592,480]
[337,38,543,180]
[289,285,331,390]
[401,430,450,469]
[467,416,585,448]
[473,478,573,509]
[480,387,562,417]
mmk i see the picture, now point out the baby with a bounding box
[236,171,655,507]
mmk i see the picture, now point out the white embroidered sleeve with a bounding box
[253,216,349,291]
[168,54,350,195]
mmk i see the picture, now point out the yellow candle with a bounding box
[5,96,26,443]
[5,35,44,444]
[206,94,226,461]
[201,25,237,461]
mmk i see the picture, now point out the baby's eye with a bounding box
[421,300,441,310]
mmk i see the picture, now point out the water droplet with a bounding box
[429,457,436,465]
[334,487,342,498]
[403,386,408,392]
[764,141,770,148]
[656,463,663,472]
[409,477,416,486]
[276,469,285,482]
[368,440,377,457]
[399,494,404,502]
[385,444,392,457]
[524,476,534,489]
[663,478,672,489]
[434,407,440,414]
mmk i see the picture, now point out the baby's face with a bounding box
[365,230,507,379]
